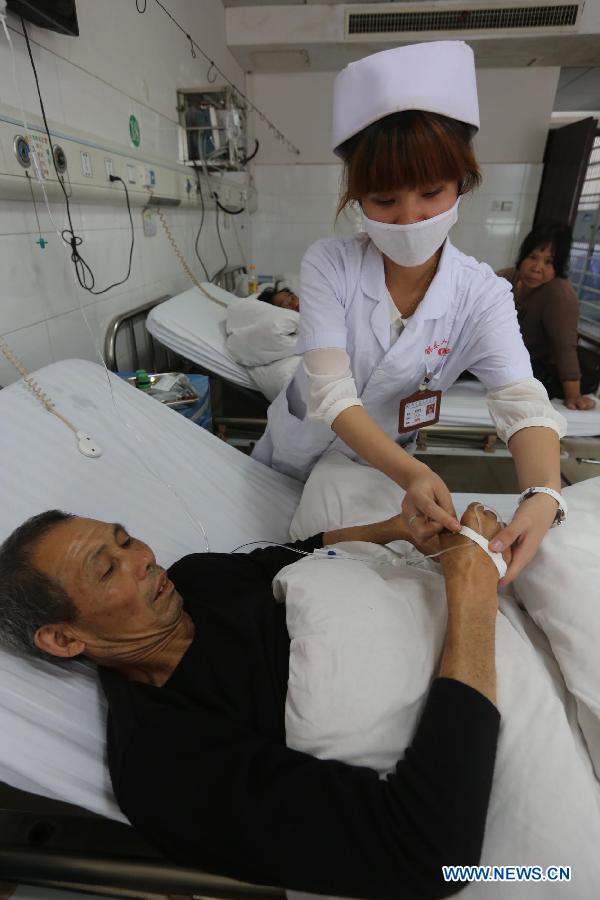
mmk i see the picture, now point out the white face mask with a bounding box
[362,198,460,267]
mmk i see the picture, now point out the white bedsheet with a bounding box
[441,378,600,437]
[0,359,302,820]
[146,287,256,390]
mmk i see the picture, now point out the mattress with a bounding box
[441,379,600,437]
[146,287,256,390]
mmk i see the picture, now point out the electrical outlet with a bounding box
[105,158,114,180]
[80,151,93,178]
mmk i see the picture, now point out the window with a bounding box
[570,135,600,323]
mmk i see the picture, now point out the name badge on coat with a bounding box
[397,336,452,434]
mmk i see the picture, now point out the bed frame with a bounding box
[103,268,269,446]
[0,799,283,897]
[103,267,246,373]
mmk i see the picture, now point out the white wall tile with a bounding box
[0,233,78,331]
[480,164,527,196]
[522,164,544,196]
[46,307,101,365]
[0,1,247,372]
[0,320,53,386]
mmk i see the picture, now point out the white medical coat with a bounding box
[252,234,534,481]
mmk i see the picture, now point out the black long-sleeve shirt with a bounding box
[100,538,500,899]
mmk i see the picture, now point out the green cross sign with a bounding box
[129,114,141,148]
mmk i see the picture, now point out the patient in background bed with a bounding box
[258,280,300,312]
[0,505,508,900]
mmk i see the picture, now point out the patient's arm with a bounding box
[323,514,413,548]
[437,504,510,706]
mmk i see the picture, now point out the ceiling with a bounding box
[556,66,600,109]
[223,0,398,5]
[222,1,600,110]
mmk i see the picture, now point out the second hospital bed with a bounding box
[144,286,600,463]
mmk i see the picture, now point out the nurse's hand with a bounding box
[488,492,557,585]
[402,463,461,543]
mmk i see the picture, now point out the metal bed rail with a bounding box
[104,295,174,373]
[0,806,283,897]
[104,266,246,373]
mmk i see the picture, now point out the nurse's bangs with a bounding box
[337,110,481,214]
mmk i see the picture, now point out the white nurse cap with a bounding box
[332,41,479,156]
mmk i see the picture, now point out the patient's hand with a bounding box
[382,514,441,558]
[437,503,507,705]
[440,503,512,595]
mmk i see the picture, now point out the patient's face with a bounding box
[32,517,183,647]
[272,289,299,312]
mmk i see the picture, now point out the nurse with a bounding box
[253,41,567,584]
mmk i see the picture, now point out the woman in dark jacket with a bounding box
[498,223,597,410]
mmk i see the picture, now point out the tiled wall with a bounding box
[0,199,250,385]
[251,165,348,278]
[453,163,543,271]
[0,0,248,386]
[251,162,542,279]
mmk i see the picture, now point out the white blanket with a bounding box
[225,298,301,400]
[282,455,600,897]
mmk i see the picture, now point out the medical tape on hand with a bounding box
[458,526,507,579]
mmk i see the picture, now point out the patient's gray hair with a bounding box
[0,511,78,660]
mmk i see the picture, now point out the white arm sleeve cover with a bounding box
[486,378,567,443]
[304,348,363,428]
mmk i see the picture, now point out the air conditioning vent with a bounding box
[346,3,580,38]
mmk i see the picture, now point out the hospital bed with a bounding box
[143,285,600,464]
[422,378,600,463]
[0,358,524,896]
[106,276,270,443]
[144,284,266,393]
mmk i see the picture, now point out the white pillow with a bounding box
[513,476,600,777]
[290,450,518,540]
[278,546,445,771]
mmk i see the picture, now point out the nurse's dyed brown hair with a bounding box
[337,110,481,215]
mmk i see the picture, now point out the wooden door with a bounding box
[534,118,597,228]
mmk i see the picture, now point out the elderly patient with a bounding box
[0,505,507,899]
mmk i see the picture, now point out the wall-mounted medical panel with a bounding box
[0,104,254,212]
